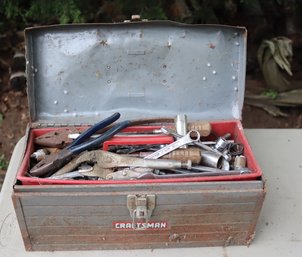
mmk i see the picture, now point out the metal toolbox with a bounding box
[12,21,265,251]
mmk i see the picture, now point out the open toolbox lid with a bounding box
[25,21,246,126]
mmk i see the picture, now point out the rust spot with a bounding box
[208,43,216,49]
[100,40,108,46]
[169,233,181,243]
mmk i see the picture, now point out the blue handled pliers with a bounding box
[29,112,130,177]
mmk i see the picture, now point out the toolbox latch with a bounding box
[127,194,156,230]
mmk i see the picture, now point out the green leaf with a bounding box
[0,113,3,125]
[262,89,279,100]
[0,154,8,170]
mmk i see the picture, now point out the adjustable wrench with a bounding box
[144,130,200,160]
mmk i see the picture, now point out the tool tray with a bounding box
[17,120,261,185]
[12,21,265,251]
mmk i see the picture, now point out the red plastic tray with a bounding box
[16,121,262,185]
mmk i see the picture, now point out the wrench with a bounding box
[144,130,200,160]
[161,127,231,161]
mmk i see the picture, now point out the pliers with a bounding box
[29,112,130,177]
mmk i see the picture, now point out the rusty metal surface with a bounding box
[34,127,81,148]
[25,22,246,125]
[13,180,265,250]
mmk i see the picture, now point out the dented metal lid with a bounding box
[25,21,246,125]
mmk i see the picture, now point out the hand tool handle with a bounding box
[187,121,211,137]
[67,112,121,149]
[70,120,131,154]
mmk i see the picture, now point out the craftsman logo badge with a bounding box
[113,221,169,230]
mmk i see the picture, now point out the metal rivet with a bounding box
[107,65,111,70]
[107,80,111,84]
[64,109,68,113]
[95,112,99,116]
[207,63,211,67]
[53,100,58,105]
[122,171,127,176]
[34,68,38,72]
[107,175,113,179]
[235,42,240,46]
[232,76,237,80]
[212,70,217,75]
[64,90,68,95]
[234,32,238,36]
[162,79,167,84]
[234,87,238,91]
[26,61,29,65]
[202,76,207,81]
[73,113,78,117]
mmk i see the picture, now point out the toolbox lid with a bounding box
[25,21,246,125]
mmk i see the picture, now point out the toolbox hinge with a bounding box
[127,194,156,230]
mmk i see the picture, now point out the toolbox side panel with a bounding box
[14,181,265,251]
[12,195,32,250]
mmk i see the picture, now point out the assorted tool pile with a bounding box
[27,112,251,181]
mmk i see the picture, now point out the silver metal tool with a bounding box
[214,133,231,152]
[30,149,49,161]
[106,167,154,180]
[175,114,188,148]
[50,164,112,180]
[137,168,251,179]
[144,130,200,159]
[162,127,231,161]
[234,155,247,169]
[52,150,192,176]
[200,150,223,168]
